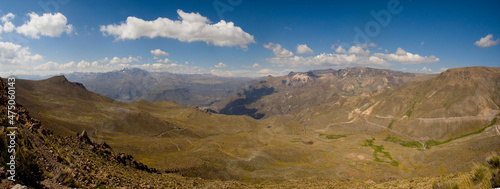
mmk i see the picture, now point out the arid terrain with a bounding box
[1,66,500,188]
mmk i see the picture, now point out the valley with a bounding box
[2,66,499,188]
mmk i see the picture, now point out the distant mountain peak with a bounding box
[46,75,69,82]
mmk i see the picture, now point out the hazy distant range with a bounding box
[65,68,254,107]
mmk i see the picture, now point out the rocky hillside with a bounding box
[367,66,500,140]
[66,68,253,107]
[0,77,212,188]
[212,67,430,119]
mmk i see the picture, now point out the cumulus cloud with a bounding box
[34,61,76,71]
[255,68,292,77]
[421,66,432,72]
[263,42,293,57]
[150,49,169,56]
[22,58,209,76]
[265,53,389,68]
[210,68,290,77]
[257,69,274,74]
[242,63,260,69]
[214,62,227,68]
[0,13,15,22]
[16,12,73,39]
[210,69,250,77]
[439,67,448,72]
[474,34,499,48]
[335,45,347,53]
[156,58,170,63]
[296,44,314,54]
[99,56,141,64]
[0,13,15,33]
[136,63,207,74]
[3,22,15,33]
[348,45,370,56]
[373,47,439,64]
[0,42,43,65]
[100,9,255,49]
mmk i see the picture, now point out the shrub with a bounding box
[56,167,81,188]
[486,152,500,169]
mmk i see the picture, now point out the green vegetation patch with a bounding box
[319,133,347,140]
[361,138,399,167]
[426,117,497,149]
[404,101,419,118]
[388,120,395,129]
[384,136,423,149]
[290,138,302,143]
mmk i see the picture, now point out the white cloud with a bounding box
[3,22,15,32]
[348,45,370,56]
[296,44,314,54]
[395,47,407,55]
[0,42,43,65]
[242,63,260,69]
[256,68,292,77]
[76,60,92,69]
[214,62,227,68]
[156,58,170,63]
[16,12,73,39]
[1,13,15,22]
[150,49,169,56]
[100,9,255,49]
[1,13,15,33]
[136,63,207,74]
[210,69,250,77]
[421,41,425,46]
[439,67,448,72]
[265,53,389,68]
[22,58,208,76]
[34,61,76,71]
[263,42,293,57]
[368,42,377,47]
[474,34,499,48]
[257,69,274,74]
[421,67,432,73]
[335,45,346,53]
[210,68,290,77]
[373,47,439,64]
[100,56,141,64]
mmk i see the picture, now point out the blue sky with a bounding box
[0,0,499,78]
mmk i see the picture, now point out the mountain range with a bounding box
[1,66,499,188]
[65,68,253,107]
